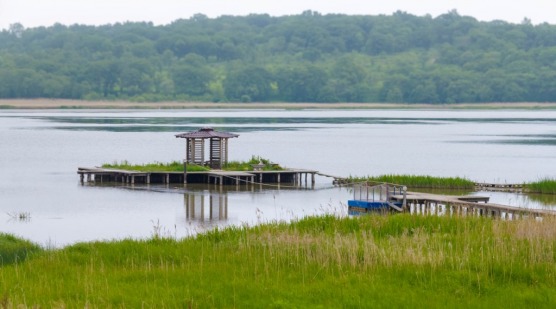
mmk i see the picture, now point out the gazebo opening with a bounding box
[175,127,239,169]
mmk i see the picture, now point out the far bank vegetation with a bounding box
[2,11,556,104]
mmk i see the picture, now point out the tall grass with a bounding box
[1,215,555,307]
[0,233,42,265]
[350,174,475,189]
[526,178,556,194]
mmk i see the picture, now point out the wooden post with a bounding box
[402,187,407,211]
[311,173,315,185]
[146,174,151,184]
[277,173,281,183]
[183,161,187,184]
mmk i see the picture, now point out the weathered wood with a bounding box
[391,191,556,218]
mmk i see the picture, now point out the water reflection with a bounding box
[184,189,228,223]
[525,193,556,206]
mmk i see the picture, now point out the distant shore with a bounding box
[1,99,556,110]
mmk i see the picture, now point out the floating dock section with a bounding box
[77,167,319,186]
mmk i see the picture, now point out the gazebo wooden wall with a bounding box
[176,128,238,169]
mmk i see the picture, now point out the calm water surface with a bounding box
[1,109,555,247]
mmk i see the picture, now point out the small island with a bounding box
[78,127,319,186]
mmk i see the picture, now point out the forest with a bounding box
[1,10,556,103]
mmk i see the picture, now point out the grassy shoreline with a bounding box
[2,99,556,110]
[1,214,556,307]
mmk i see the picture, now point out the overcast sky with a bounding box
[1,0,555,30]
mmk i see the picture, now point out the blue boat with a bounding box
[348,183,406,214]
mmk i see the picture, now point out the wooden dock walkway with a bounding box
[474,182,524,192]
[77,167,319,186]
[348,183,556,219]
[389,191,556,219]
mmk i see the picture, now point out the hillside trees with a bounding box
[1,12,556,103]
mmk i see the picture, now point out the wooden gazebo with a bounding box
[175,127,239,169]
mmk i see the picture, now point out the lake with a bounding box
[1,109,555,247]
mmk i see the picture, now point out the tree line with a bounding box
[1,10,556,103]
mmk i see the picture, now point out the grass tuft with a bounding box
[222,155,283,171]
[102,160,209,172]
[0,233,42,265]
[349,174,475,189]
[526,178,556,194]
[102,156,284,172]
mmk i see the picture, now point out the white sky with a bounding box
[1,0,555,30]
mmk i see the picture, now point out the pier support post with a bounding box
[80,173,84,183]
[311,173,315,185]
[183,161,188,184]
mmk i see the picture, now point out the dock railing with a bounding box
[352,182,407,210]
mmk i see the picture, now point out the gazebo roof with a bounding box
[175,127,239,139]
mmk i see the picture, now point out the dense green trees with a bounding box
[1,11,556,103]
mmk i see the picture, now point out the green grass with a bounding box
[102,160,209,172]
[0,233,42,266]
[1,214,556,307]
[526,178,556,194]
[350,174,476,189]
[222,155,284,171]
[102,156,284,172]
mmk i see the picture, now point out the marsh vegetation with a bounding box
[1,214,555,307]
[349,174,476,189]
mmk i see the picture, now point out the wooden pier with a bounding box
[77,167,319,187]
[348,183,556,219]
[474,182,524,192]
[390,191,556,219]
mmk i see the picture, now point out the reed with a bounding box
[526,178,556,194]
[350,174,476,189]
[1,215,555,307]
